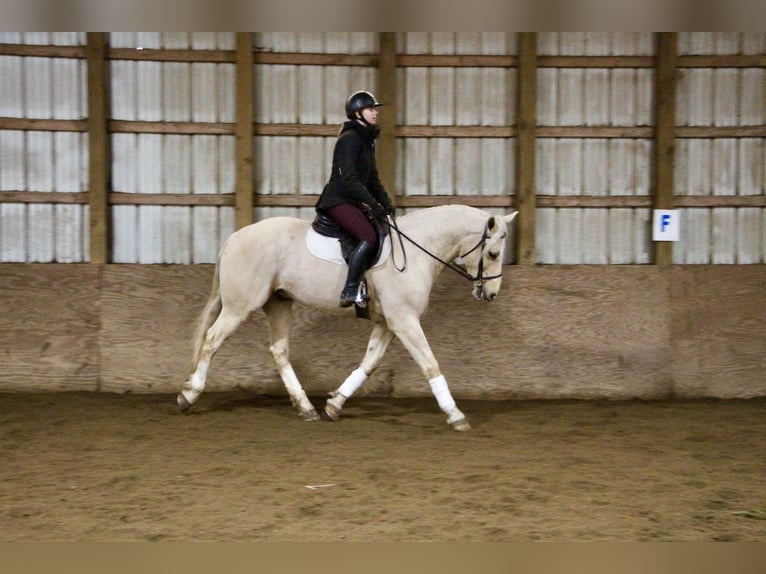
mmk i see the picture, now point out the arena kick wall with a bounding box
[2,264,764,399]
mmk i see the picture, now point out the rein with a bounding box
[385,215,501,285]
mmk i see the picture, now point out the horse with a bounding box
[177,204,517,431]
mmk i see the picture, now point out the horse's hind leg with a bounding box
[323,322,394,421]
[263,296,319,421]
[179,306,247,410]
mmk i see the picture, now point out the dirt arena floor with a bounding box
[1,391,765,542]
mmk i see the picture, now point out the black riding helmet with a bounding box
[345,90,382,120]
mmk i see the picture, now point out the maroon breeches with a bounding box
[325,204,377,246]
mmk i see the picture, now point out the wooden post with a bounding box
[515,33,537,265]
[235,32,254,229]
[653,33,677,266]
[377,33,398,204]
[86,32,110,264]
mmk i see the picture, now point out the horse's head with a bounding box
[459,211,517,302]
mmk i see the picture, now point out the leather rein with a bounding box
[385,215,501,286]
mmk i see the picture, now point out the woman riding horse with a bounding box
[315,90,395,307]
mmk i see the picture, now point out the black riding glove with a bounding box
[368,202,386,219]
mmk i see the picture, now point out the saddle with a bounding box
[311,211,390,266]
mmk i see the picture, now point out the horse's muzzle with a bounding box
[473,284,498,302]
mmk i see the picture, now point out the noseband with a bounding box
[387,216,502,287]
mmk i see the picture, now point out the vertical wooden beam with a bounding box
[377,33,398,204]
[235,32,254,229]
[515,32,537,265]
[86,32,110,264]
[653,32,677,266]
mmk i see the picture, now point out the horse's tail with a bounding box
[190,259,222,371]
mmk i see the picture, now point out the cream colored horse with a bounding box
[178,205,517,431]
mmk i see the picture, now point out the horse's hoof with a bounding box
[321,403,341,422]
[300,408,320,422]
[450,418,471,432]
[177,393,192,413]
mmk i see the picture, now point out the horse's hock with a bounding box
[2,263,765,399]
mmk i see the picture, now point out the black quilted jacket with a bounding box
[315,121,392,215]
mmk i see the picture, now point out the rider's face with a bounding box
[358,107,378,125]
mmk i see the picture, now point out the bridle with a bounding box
[386,215,502,288]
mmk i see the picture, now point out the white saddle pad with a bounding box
[306,227,391,268]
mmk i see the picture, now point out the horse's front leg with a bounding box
[388,315,471,431]
[323,322,394,421]
[263,296,319,421]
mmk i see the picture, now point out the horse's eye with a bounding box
[488,251,499,260]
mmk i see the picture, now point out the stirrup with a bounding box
[340,281,369,308]
[355,281,369,308]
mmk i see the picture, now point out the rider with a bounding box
[315,90,395,307]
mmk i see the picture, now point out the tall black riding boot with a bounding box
[339,240,374,307]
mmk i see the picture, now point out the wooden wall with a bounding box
[2,264,764,399]
[1,32,764,266]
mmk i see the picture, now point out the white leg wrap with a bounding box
[337,367,368,400]
[446,407,465,424]
[428,375,456,415]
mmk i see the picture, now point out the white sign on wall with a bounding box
[653,209,680,242]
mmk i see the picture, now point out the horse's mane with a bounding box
[401,203,485,219]
[397,204,490,232]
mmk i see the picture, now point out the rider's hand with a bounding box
[369,202,386,219]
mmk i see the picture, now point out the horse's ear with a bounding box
[487,216,497,231]
[502,211,518,224]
